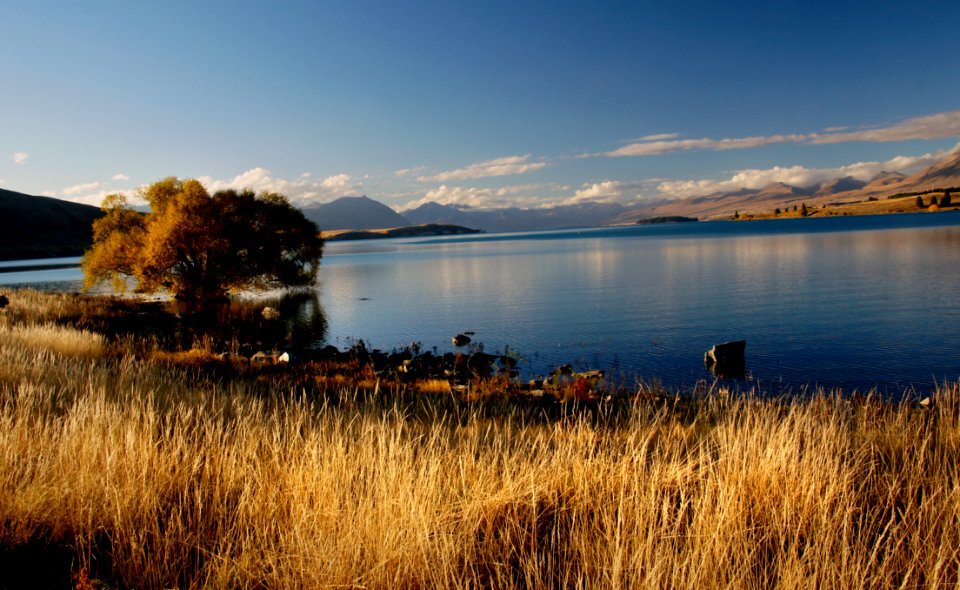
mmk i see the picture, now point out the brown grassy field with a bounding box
[737,192,956,221]
[1,289,959,589]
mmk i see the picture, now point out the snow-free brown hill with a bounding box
[864,171,907,190]
[822,150,960,203]
[814,176,867,197]
[616,148,960,221]
[893,149,960,192]
[614,183,815,222]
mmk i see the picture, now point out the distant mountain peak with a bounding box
[301,195,410,231]
[870,170,906,182]
[815,176,867,196]
[757,182,811,198]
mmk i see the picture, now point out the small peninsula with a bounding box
[323,223,483,241]
[635,216,699,225]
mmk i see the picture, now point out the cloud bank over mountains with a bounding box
[42,110,960,213]
[654,148,954,200]
[197,168,364,205]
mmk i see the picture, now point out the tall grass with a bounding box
[0,323,105,358]
[1,289,959,588]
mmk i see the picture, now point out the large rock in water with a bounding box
[704,340,746,378]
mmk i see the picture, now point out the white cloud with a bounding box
[809,111,960,144]
[558,181,650,206]
[654,147,953,199]
[319,173,354,192]
[51,168,364,208]
[638,133,681,141]
[62,181,104,196]
[12,152,29,164]
[401,184,552,211]
[197,167,364,206]
[399,180,651,211]
[394,166,427,178]
[606,134,807,157]
[604,111,960,158]
[417,155,549,182]
[56,188,137,207]
[398,145,954,210]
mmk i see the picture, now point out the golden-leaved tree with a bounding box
[83,177,323,302]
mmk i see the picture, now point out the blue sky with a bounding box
[2,0,959,210]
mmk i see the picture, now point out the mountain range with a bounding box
[2,149,959,260]
[396,148,960,230]
[615,149,960,223]
[303,193,630,233]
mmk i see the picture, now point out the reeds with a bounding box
[1,289,959,588]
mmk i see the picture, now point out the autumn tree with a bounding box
[83,177,323,302]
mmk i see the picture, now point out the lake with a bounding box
[3,212,960,395]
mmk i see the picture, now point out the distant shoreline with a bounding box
[322,223,483,241]
[3,200,958,262]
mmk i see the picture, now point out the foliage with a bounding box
[916,195,925,208]
[82,178,323,301]
[942,190,952,207]
[799,202,808,217]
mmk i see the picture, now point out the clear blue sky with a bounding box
[2,0,959,210]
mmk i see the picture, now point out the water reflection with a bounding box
[167,291,327,352]
[318,217,960,393]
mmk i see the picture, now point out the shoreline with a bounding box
[0,287,946,399]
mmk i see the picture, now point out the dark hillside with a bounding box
[0,188,104,260]
[301,196,410,230]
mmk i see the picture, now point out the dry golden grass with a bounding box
[0,322,105,358]
[740,193,957,220]
[415,378,454,395]
[1,289,959,588]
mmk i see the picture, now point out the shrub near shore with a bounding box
[1,289,959,589]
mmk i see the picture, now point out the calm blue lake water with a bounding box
[320,213,960,394]
[4,212,960,394]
